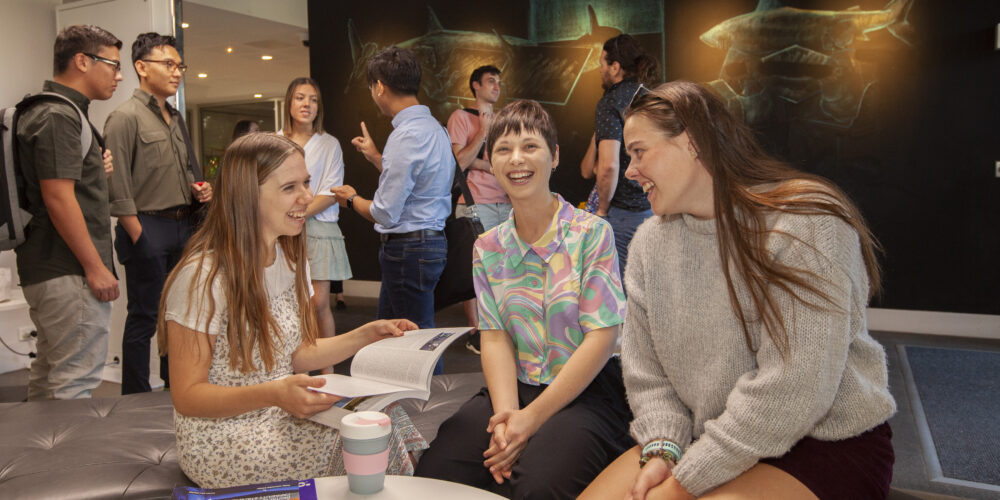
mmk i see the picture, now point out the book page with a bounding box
[305,327,470,430]
[349,327,470,391]
[307,389,423,429]
[307,374,412,398]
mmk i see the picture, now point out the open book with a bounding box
[307,327,472,429]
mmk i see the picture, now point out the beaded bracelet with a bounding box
[638,439,683,468]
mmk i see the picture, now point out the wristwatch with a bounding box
[346,194,358,210]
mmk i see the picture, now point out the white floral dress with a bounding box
[164,248,427,488]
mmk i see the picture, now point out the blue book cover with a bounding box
[172,478,318,500]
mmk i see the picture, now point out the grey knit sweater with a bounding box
[621,209,896,496]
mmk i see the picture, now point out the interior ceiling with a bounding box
[180,2,309,106]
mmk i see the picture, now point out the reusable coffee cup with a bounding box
[340,411,392,494]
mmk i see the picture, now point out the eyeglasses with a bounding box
[142,59,188,73]
[83,53,122,73]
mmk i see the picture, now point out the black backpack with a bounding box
[0,92,93,250]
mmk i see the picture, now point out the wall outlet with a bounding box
[18,326,36,341]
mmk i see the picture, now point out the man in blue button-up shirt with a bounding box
[332,47,455,355]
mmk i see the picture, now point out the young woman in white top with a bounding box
[581,81,895,500]
[282,77,352,359]
[159,133,425,488]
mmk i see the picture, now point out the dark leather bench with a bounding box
[0,372,923,499]
[0,373,485,499]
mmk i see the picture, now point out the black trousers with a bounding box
[415,358,635,499]
[115,214,191,394]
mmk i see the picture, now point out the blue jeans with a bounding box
[378,232,447,373]
[456,202,512,232]
[605,206,653,284]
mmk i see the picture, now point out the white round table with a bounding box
[313,475,506,499]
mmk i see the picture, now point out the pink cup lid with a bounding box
[341,411,391,439]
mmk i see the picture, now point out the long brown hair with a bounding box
[282,77,324,136]
[626,81,882,356]
[157,133,319,372]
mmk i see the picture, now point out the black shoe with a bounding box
[465,331,481,355]
[335,299,346,310]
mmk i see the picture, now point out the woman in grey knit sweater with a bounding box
[581,81,896,500]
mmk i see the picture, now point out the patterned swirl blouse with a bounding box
[472,194,627,385]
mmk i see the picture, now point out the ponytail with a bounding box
[635,53,659,86]
[603,34,659,85]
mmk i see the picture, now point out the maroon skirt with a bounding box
[760,422,894,500]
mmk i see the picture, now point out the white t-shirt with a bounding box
[163,245,312,335]
[303,132,345,223]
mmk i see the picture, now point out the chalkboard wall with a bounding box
[309,0,1000,315]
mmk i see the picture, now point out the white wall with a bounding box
[186,0,307,29]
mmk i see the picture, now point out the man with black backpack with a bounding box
[14,25,123,401]
[445,65,511,354]
[104,32,211,394]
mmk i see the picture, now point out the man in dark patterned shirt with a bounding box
[581,34,659,277]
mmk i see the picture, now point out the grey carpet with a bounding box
[903,346,1000,487]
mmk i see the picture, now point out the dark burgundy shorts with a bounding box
[760,422,894,500]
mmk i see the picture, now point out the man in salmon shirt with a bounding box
[446,65,511,354]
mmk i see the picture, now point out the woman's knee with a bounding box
[698,463,818,500]
[434,393,493,439]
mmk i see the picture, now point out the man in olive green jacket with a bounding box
[104,32,212,394]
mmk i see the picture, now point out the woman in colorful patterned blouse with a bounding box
[415,100,635,498]
[159,133,427,488]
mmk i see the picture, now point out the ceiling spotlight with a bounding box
[197,73,208,78]
[261,55,273,61]
[226,47,233,53]
[181,22,189,29]
[253,93,263,98]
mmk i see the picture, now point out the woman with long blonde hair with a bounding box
[581,81,896,500]
[158,133,425,488]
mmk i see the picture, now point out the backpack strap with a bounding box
[461,108,487,160]
[16,92,98,161]
[443,125,477,207]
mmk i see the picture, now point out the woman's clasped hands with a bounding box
[483,407,544,484]
[624,456,694,500]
